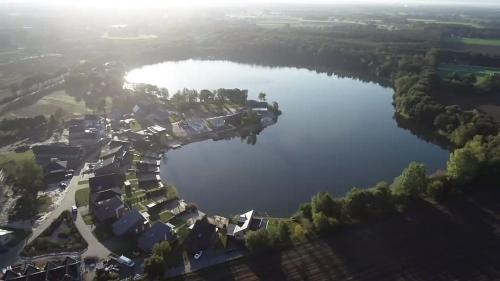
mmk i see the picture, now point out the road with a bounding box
[173,188,500,281]
[0,160,111,268]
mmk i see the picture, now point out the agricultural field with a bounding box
[407,18,484,28]
[460,37,500,47]
[437,63,500,77]
[1,90,89,119]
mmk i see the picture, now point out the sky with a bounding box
[0,0,499,8]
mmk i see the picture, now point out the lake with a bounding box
[126,60,449,217]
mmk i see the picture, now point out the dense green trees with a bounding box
[144,241,172,278]
[245,229,274,253]
[391,162,427,197]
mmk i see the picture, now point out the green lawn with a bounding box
[82,213,94,225]
[460,37,500,47]
[0,150,34,167]
[75,188,90,207]
[77,180,89,185]
[159,211,174,222]
[3,90,89,118]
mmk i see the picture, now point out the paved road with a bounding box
[173,188,500,281]
[0,160,111,268]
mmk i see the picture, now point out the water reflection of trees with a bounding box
[394,113,452,151]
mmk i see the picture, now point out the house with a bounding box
[206,116,226,130]
[148,109,170,123]
[184,217,216,254]
[246,100,268,109]
[88,173,125,193]
[43,158,68,182]
[0,228,13,246]
[112,209,149,236]
[138,172,162,189]
[93,195,128,223]
[226,210,266,240]
[0,257,81,281]
[136,162,160,173]
[138,158,160,166]
[93,156,120,175]
[90,187,123,210]
[32,145,82,169]
[137,222,176,253]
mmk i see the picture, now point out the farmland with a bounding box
[437,63,500,77]
[1,90,88,119]
[460,37,500,47]
[407,18,484,28]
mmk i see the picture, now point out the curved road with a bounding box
[1,163,110,268]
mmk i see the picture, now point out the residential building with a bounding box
[93,195,128,223]
[32,145,82,169]
[137,222,176,253]
[185,217,216,254]
[42,158,68,182]
[226,210,267,240]
[112,209,149,236]
[88,173,125,193]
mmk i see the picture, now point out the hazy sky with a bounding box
[1,0,499,8]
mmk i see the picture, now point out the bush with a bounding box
[245,229,274,253]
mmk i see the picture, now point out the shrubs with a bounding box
[245,229,274,254]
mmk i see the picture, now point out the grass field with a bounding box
[460,37,500,47]
[75,187,90,207]
[0,150,34,166]
[408,18,483,28]
[437,63,500,77]
[3,90,89,118]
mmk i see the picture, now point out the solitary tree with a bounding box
[258,92,267,102]
[392,162,427,197]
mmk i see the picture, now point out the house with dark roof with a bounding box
[136,162,160,173]
[88,173,125,193]
[32,145,82,169]
[42,158,68,182]
[184,217,216,254]
[112,209,149,237]
[90,187,122,210]
[138,172,162,189]
[93,195,128,223]
[137,222,176,253]
[94,142,131,175]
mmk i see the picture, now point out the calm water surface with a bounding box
[126,60,449,217]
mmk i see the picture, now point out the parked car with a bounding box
[58,182,68,188]
[117,255,135,268]
[65,173,73,179]
[71,205,78,213]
